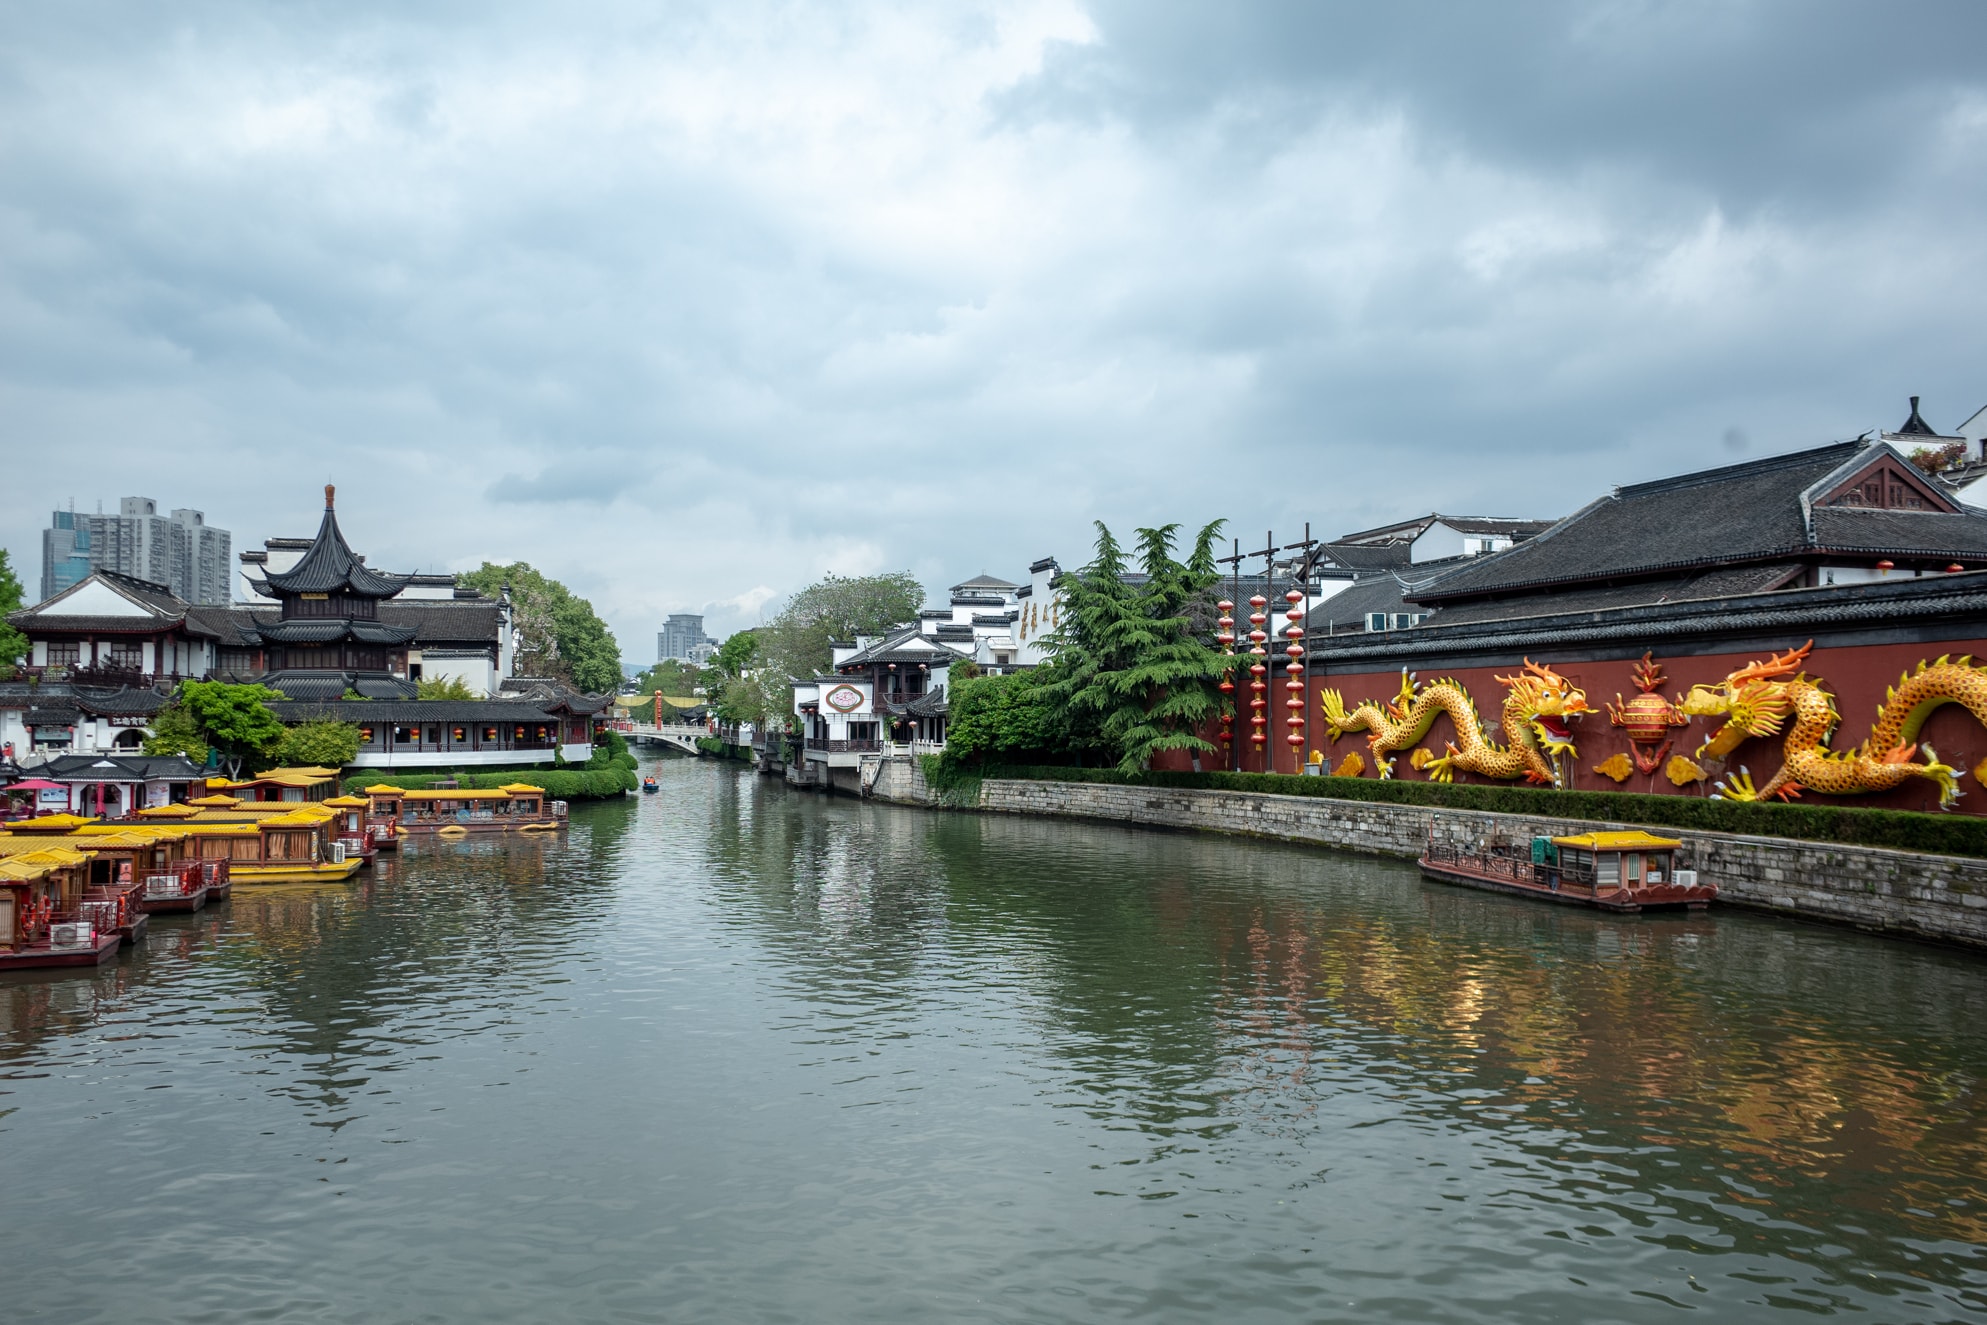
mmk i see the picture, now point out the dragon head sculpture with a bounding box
[1680,642,1813,759]
[1495,659,1592,756]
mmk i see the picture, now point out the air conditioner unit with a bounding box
[328,842,346,864]
[1673,869,1699,888]
[49,921,95,949]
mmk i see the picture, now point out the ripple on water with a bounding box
[2,757,1986,1322]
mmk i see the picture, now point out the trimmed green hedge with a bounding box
[341,766,637,800]
[695,738,754,762]
[980,764,1987,859]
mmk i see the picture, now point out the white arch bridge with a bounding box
[624,722,708,755]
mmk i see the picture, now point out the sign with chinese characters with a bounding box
[824,684,866,713]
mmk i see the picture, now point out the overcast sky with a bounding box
[5,1,1985,655]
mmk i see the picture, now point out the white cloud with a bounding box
[3,1,1984,649]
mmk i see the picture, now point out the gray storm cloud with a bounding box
[2,1,1983,650]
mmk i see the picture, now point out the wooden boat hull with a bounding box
[1418,858,1715,913]
[137,888,210,915]
[229,859,365,885]
[0,933,122,970]
[400,819,564,834]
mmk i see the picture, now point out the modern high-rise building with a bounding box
[657,614,718,662]
[38,499,232,605]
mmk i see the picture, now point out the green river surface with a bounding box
[4,754,1987,1323]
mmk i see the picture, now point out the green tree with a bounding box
[142,703,212,764]
[944,669,1060,765]
[273,719,363,768]
[630,658,709,698]
[457,561,623,694]
[746,574,924,729]
[417,675,478,700]
[0,549,26,677]
[760,573,923,682]
[1038,519,1230,774]
[174,680,287,777]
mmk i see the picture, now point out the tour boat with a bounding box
[1418,829,1716,912]
[359,786,405,851]
[373,784,566,834]
[0,846,123,970]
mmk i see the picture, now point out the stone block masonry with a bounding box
[970,778,1987,951]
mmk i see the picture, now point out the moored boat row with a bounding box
[0,773,566,970]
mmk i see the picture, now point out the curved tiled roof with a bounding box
[260,489,408,598]
[1412,441,1987,605]
[255,618,417,645]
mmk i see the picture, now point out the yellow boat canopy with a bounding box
[323,795,371,809]
[137,804,204,819]
[4,813,99,832]
[1551,830,1683,851]
[189,794,243,807]
[363,784,408,795]
[403,789,534,802]
[254,766,342,781]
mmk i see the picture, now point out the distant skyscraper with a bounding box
[38,498,232,605]
[657,614,718,662]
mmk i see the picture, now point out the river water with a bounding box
[4,755,1987,1323]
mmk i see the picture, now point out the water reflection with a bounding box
[0,756,1983,1321]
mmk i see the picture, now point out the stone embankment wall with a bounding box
[968,778,1987,950]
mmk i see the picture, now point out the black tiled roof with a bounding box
[260,491,408,597]
[183,606,257,643]
[1412,441,1936,604]
[1306,578,1422,634]
[260,672,420,701]
[70,686,171,717]
[255,619,418,645]
[1418,563,1804,625]
[496,679,612,714]
[24,707,81,727]
[271,700,557,723]
[1317,542,1414,572]
[1310,568,1987,667]
[1809,507,1987,557]
[379,601,503,644]
[839,627,971,668]
[1897,396,1940,437]
[33,753,206,781]
[952,573,1018,591]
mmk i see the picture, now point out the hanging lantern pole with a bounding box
[1280,523,1318,771]
[1215,537,1247,771]
[1245,530,1279,769]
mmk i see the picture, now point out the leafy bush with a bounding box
[983,765,1987,859]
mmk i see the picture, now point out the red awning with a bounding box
[4,779,68,791]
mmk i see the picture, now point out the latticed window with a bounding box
[46,643,80,666]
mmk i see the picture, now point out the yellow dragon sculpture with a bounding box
[1680,641,1987,808]
[1319,661,1592,785]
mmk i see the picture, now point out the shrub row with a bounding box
[341,766,638,800]
[980,765,1987,859]
[695,738,754,762]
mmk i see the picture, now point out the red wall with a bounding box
[1265,637,1987,815]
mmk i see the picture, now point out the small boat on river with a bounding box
[642,777,659,794]
[1419,829,1716,912]
[367,784,566,834]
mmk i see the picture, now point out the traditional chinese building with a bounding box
[1283,431,1987,814]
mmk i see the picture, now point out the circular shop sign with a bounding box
[824,684,866,713]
